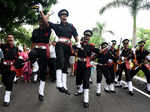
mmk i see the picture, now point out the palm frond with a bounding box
[99,0,131,14]
[138,2,150,10]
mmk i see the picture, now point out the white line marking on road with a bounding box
[122,81,150,98]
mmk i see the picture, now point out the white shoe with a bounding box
[110,84,116,93]
[4,91,11,104]
[104,84,110,92]
[84,89,89,103]
[147,83,150,92]
[128,81,133,92]
[39,80,45,96]
[62,73,67,90]
[56,69,63,88]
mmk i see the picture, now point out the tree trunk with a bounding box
[132,15,137,47]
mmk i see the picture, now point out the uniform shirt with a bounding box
[49,22,78,39]
[120,48,134,60]
[136,49,149,64]
[31,26,52,43]
[0,44,18,60]
[49,45,56,58]
[95,49,110,64]
[107,47,118,63]
[76,44,95,58]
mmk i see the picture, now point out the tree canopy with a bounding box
[0,0,57,46]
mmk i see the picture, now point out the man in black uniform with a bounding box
[37,5,79,95]
[74,30,95,108]
[29,13,52,101]
[117,39,134,95]
[95,42,114,95]
[0,34,18,106]
[107,40,118,92]
[131,41,150,93]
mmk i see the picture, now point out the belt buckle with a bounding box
[41,46,46,49]
[35,46,38,48]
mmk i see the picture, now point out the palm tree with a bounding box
[99,0,150,47]
[93,22,115,38]
[90,22,114,47]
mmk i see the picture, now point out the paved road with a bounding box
[0,75,150,112]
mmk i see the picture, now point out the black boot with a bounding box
[57,87,65,93]
[128,91,134,96]
[74,92,82,96]
[38,94,44,101]
[96,93,101,96]
[63,89,71,95]
[83,102,89,108]
[3,102,10,107]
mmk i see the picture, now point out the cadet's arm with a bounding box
[40,11,50,28]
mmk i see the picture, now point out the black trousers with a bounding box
[76,61,91,89]
[131,64,150,83]
[55,42,71,73]
[118,63,131,82]
[48,58,56,80]
[108,65,116,83]
[1,65,15,91]
[96,66,112,85]
[29,48,48,81]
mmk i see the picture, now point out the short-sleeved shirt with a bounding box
[31,26,52,43]
[49,22,78,39]
[0,44,18,60]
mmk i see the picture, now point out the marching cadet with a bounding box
[40,8,78,95]
[131,41,150,93]
[107,40,118,92]
[29,6,52,101]
[34,3,78,95]
[74,30,95,108]
[95,42,115,95]
[117,39,134,95]
[0,34,19,106]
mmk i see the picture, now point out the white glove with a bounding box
[132,48,136,54]
[35,3,43,12]
[47,10,55,17]
[122,57,125,61]
[76,42,81,48]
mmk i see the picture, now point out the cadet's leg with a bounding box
[124,64,134,96]
[141,65,150,93]
[38,49,48,101]
[55,43,65,92]
[74,62,83,96]
[83,67,91,108]
[2,68,15,106]
[96,66,102,96]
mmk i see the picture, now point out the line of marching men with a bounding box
[0,3,150,109]
[73,35,150,108]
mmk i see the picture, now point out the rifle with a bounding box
[113,37,122,72]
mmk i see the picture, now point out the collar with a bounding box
[60,21,68,25]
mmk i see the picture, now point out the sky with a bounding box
[49,0,150,43]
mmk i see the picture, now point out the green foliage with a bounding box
[0,0,57,45]
[137,70,145,78]
[89,22,114,47]
[0,0,57,33]
[137,28,150,51]
[0,26,32,47]
[99,0,150,46]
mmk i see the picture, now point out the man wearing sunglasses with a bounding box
[131,41,150,94]
[36,3,79,95]
[117,39,134,95]
[0,34,18,106]
[107,40,118,93]
[74,30,96,108]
